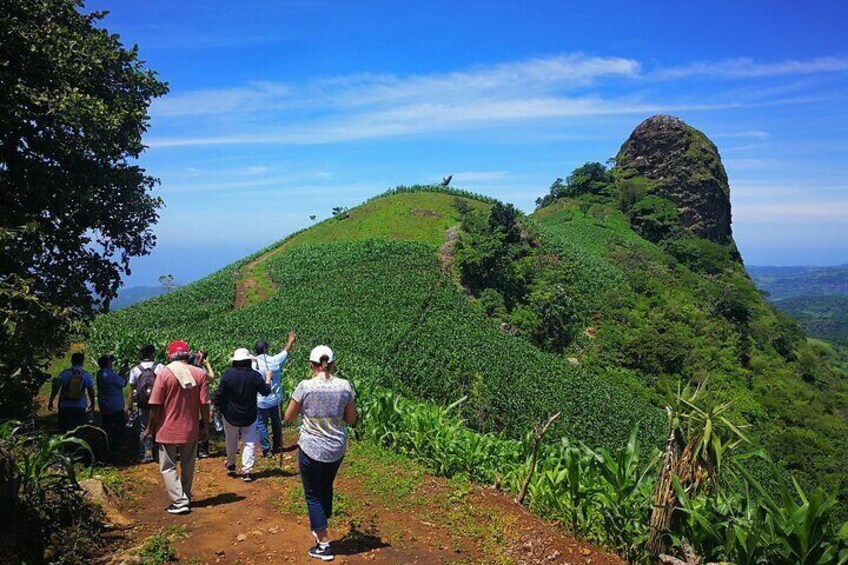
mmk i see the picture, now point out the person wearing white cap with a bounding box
[284,345,357,561]
[214,347,272,482]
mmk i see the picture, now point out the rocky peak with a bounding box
[616,115,734,246]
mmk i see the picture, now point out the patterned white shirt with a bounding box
[291,375,355,463]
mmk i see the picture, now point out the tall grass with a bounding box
[0,421,102,564]
[350,377,848,564]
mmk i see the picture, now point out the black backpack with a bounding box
[135,364,158,409]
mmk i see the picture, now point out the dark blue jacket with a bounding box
[214,367,271,427]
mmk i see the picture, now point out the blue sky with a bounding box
[88,1,848,285]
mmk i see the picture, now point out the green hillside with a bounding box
[92,188,665,452]
[516,115,848,509]
[528,196,848,498]
[92,121,848,519]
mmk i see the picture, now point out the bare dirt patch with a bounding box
[438,226,459,272]
[410,208,442,218]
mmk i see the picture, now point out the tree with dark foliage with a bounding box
[0,0,167,418]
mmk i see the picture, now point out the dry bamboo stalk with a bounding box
[515,412,561,506]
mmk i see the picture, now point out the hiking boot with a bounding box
[308,543,334,561]
[166,504,190,515]
[225,463,236,476]
[241,473,254,483]
[262,449,272,458]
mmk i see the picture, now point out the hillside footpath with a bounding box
[105,437,623,565]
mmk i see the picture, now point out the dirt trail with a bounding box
[113,439,623,565]
[234,253,278,308]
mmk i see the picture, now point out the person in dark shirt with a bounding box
[214,348,271,482]
[96,354,127,455]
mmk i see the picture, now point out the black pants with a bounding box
[58,407,87,433]
[299,449,343,532]
[101,410,126,452]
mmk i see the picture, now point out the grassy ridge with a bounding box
[239,190,489,306]
[93,190,665,451]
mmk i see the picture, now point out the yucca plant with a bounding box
[646,381,749,558]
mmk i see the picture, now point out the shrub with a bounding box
[665,237,734,275]
[629,196,682,243]
[478,288,506,317]
[617,176,654,212]
[139,534,177,564]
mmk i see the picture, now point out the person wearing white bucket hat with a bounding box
[285,345,357,561]
[214,347,272,482]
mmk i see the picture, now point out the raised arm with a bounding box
[269,332,296,366]
[283,331,296,353]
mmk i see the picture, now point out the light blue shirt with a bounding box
[253,350,289,409]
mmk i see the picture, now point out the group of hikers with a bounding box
[48,334,357,562]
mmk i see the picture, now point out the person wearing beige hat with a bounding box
[214,347,272,482]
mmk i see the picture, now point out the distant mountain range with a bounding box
[748,265,848,347]
[110,285,166,310]
[748,264,848,300]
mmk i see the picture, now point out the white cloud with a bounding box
[148,97,737,148]
[712,130,770,140]
[734,201,848,222]
[656,57,848,80]
[319,54,641,108]
[144,54,847,148]
[151,82,291,117]
[152,54,641,120]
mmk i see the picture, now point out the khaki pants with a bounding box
[224,418,257,474]
[158,442,197,508]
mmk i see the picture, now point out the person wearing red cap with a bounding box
[144,340,211,515]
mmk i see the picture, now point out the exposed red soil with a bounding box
[114,444,624,565]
